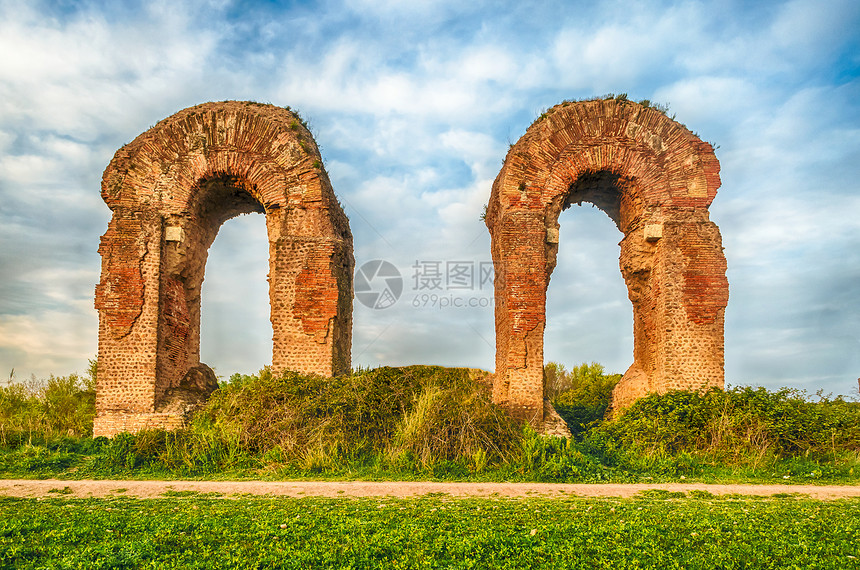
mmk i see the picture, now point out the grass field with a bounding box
[2,493,859,569]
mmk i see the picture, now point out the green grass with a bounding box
[2,434,857,485]
[1,494,858,568]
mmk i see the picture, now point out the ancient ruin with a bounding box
[94,97,729,437]
[93,102,353,437]
[486,98,728,428]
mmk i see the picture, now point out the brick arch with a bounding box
[486,99,728,428]
[94,101,354,436]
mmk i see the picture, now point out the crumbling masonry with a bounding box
[94,102,353,437]
[486,99,729,429]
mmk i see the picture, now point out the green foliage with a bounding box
[3,495,859,569]
[94,426,254,476]
[0,371,95,446]
[515,425,607,482]
[601,387,860,463]
[546,362,621,435]
[542,362,568,400]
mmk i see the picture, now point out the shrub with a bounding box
[546,362,620,435]
[0,371,95,446]
[42,374,96,437]
[597,386,860,464]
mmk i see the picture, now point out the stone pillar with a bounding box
[268,205,353,377]
[491,211,549,424]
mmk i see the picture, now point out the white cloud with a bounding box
[551,2,706,90]
[341,0,482,20]
[653,77,761,130]
[439,129,501,174]
[0,309,97,378]
[676,0,860,78]
[769,0,860,59]
[0,0,219,138]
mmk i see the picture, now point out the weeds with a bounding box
[537,95,678,127]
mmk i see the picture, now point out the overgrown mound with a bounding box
[192,365,522,471]
[597,387,860,464]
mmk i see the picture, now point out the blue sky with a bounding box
[0,0,858,396]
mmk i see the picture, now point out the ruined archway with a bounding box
[94,102,354,436]
[486,98,728,428]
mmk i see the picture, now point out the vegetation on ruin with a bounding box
[535,93,674,125]
[3,493,859,568]
[1,364,859,483]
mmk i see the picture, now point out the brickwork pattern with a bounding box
[94,102,354,437]
[486,99,728,428]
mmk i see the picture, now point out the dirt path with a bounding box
[1,479,858,500]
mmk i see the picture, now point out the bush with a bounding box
[0,370,95,446]
[546,362,620,435]
[596,387,860,464]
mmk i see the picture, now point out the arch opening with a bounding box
[563,170,625,226]
[200,212,271,380]
[156,175,269,411]
[544,193,633,379]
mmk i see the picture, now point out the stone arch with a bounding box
[486,98,728,428]
[93,101,354,436]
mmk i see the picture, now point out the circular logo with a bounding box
[355,260,403,309]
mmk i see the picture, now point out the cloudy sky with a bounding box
[1,0,858,396]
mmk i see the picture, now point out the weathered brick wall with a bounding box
[94,102,354,437]
[486,99,728,428]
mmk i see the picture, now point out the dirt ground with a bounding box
[1,479,858,500]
